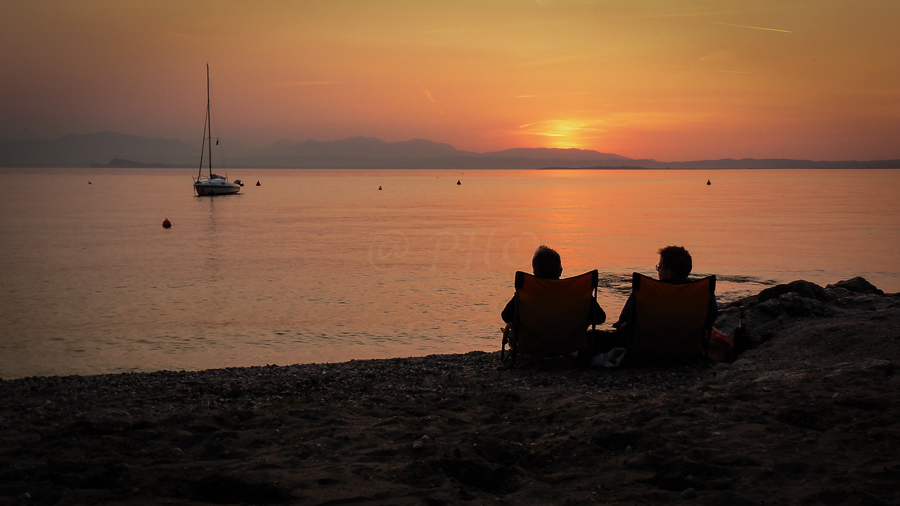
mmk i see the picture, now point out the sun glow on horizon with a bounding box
[1,0,898,161]
[516,119,608,150]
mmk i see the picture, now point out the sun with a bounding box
[517,119,602,150]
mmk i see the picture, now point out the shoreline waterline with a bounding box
[2,168,898,379]
[1,285,897,504]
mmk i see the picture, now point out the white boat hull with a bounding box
[194,177,242,196]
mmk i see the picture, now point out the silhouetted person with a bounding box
[613,245,717,329]
[501,245,605,325]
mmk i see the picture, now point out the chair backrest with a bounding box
[627,273,716,359]
[513,270,599,356]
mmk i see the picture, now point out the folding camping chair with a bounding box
[501,269,599,368]
[621,272,716,365]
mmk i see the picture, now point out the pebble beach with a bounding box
[1,278,898,505]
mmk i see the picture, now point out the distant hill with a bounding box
[0,132,197,168]
[1,132,897,169]
[484,147,630,161]
[548,158,900,170]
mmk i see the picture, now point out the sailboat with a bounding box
[193,64,242,196]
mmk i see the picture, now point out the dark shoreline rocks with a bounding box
[717,277,897,348]
[828,276,885,295]
[758,279,828,303]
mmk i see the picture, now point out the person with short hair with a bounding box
[501,245,605,325]
[529,244,563,280]
[655,245,692,281]
[613,245,717,329]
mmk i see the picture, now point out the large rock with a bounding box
[826,277,884,296]
[757,280,827,303]
[715,277,891,353]
[757,292,834,319]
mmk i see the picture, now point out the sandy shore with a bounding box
[1,278,898,505]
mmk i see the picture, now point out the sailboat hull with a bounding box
[194,178,241,196]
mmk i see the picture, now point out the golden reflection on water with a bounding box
[0,168,897,378]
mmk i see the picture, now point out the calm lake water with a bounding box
[1,168,898,378]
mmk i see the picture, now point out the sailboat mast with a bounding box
[206,63,213,176]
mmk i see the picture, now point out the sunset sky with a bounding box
[1,0,898,161]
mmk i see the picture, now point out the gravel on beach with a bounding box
[1,278,898,505]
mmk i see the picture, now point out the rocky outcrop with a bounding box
[716,277,897,350]
[758,280,828,303]
[826,276,885,296]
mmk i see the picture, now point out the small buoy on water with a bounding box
[162,218,172,229]
[706,179,711,185]
[256,180,261,186]
[456,179,461,185]
[378,185,383,190]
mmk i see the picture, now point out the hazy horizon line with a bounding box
[3,130,900,164]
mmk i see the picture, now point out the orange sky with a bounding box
[1,0,898,161]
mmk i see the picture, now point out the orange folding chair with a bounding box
[622,272,716,364]
[501,270,600,368]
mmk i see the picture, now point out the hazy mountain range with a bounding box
[1,132,897,170]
